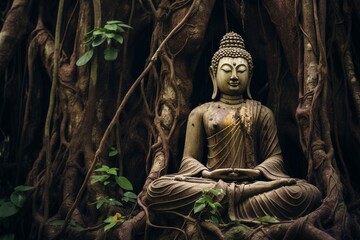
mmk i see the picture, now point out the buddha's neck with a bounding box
[219,94,244,105]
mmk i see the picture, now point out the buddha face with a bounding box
[214,57,249,97]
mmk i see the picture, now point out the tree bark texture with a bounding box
[0,0,360,239]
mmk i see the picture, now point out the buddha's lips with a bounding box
[229,81,240,86]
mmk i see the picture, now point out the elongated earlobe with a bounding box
[209,66,218,100]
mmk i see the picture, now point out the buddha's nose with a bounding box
[231,69,238,80]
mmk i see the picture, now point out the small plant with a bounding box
[0,185,33,218]
[76,20,132,66]
[91,165,134,192]
[256,215,279,224]
[108,146,118,157]
[91,164,137,211]
[95,196,122,209]
[193,188,224,225]
[0,185,33,240]
[89,147,137,232]
[103,212,126,232]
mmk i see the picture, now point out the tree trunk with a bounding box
[1,0,360,239]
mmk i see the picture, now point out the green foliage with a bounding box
[193,188,224,225]
[95,165,118,175]
[103,213,125,232]
[256,215,279,224]
[108,147,118,157]
[116,176,133,191]
[76,49,94,66]
[0,185,33,218]
[14,185,34,192]
[0,202,18,218]
[89,147,137,233]
[121,191,137,203]
[76,20,132,66]
[95,196,123,209]
[90,164,137,208]
[0,185,33,239]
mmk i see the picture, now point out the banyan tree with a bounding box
[1,0,360,239]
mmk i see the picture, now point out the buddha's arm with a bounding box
[178,106,208,176]
[254,106,289,180]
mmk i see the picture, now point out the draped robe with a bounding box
[147,100,321,220]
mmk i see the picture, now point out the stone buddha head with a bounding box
[209,32,253,100]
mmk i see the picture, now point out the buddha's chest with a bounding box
[203,104,255,137]
[203,106,239,135]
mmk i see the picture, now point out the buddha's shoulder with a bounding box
[188,102,212,117]
[245,100,272,111]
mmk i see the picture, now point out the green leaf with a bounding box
[84,36,93,45]
[109,147,118,157]
[0,234,15,240]
[93,28,106,35]
[10,191,26,207]
[76,49,94,66]
[92,34,106,47]
[104,46,118,61]
[210,216,219,225]
[14,185,34,192]
[257,216,279,224]
[193,202,206,214]
[107,169,118,176]
[116,23,132,29]
[106,20,124,24]
[208,202,215,210]
[96,199,105,209]
[49,219,65,226]
[95,165,110,172]
[104,216,116,223]
[122,192,137,203]
[116,176,133,190]
[113,35,124,44]
[209,189,224,196]
[195,198,205,204]
[104,221,117,232]
[69,220,85,231]
[108,198,123,206]
[105,33,116,39]
[85,29,94,36]
[104,24,118,31]
[103,214,125,231]
[203,195,212,204]
[0,202,18,217]
[90,175,110,184]
[115,26,125,32]
[123,191,137,199]
[213,202,222,209]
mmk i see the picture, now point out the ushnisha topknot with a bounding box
[211,32,253,75]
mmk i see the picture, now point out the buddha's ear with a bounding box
[209,66,218,100]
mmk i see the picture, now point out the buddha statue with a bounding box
[146,32,321,223]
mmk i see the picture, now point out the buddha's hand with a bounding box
[202,168,261,180]
[274,178,297,186]
[202,169,213,178]
[202,168,235,179]
[242,178,297,199]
